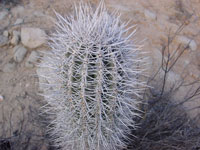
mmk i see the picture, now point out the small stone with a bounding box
[0,35,8,47]
[13,45,27,63]
[14,18,24,25]
[21,27,46,49]
[178,36,190,44]
[25,51,40,68]
[3,59,17,73]
[177,36,197,51]
[3,30,9,37]
[11,31,20,45]
[184,60,190,66]
[0,10,8,20]
[11,6,24,17]
[34,11,45,17]
[0,95,3,102]
[189,40,197,51]
[144,9,157,20]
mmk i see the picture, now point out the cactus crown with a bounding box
[38,1,146,150]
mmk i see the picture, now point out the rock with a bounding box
[3,30,9,37]
[14,18,24,25]
[144,9,157,20]
[11,5,24,17]
[0,95,3,102]
[33,11,45,17]
[25,51,40,68]
[11,31,20,45]
[13,45,27,63]
[21,27,46,49]
[184,60,190,67]
[0,35,8,47]
[177,36,197,51]
[177,36,190,44]
[2,59,17,73]
[0,10,8,21]
[189,40,197,51]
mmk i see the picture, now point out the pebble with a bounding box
[13,45,27,63]
[11,5,24,17]
[21,27,46,49]
[14,18,24,25]
[33,11,45,17]
[189,40,197,51]
[11,31,20,45]
[2,59,17,73]
[3,30,9,37]
[0,10,9,21]
[144,9,157,20]
[25,51,40,68]
[0,35,8,47]
[177,36,197,51]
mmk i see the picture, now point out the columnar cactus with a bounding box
[37,1,146,150]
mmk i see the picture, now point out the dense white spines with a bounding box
[37,1,146,150]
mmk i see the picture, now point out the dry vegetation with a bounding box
[127,24,200,150]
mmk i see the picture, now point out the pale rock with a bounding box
[25,51,39,68]
[177,36,197,51]
[14,18,23,25]
[3,59,16,73]
[21,27,46,49]
[13,45,27,63]
[11,5,24,17]
[33,11,45,17]
[11,31,20,45]
[178,36,190,45]
[3,30,9,37]
[0,35,8,47]
[189,40,197,51]
[184,60,190,66]
[144,9,157,20]
[0,10,8,20]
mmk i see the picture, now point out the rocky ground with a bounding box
[0,0,200,150]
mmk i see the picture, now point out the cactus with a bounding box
[37,1,146,150]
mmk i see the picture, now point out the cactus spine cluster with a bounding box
[37,1,146,150]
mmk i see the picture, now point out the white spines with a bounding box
[37,1,146,150]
